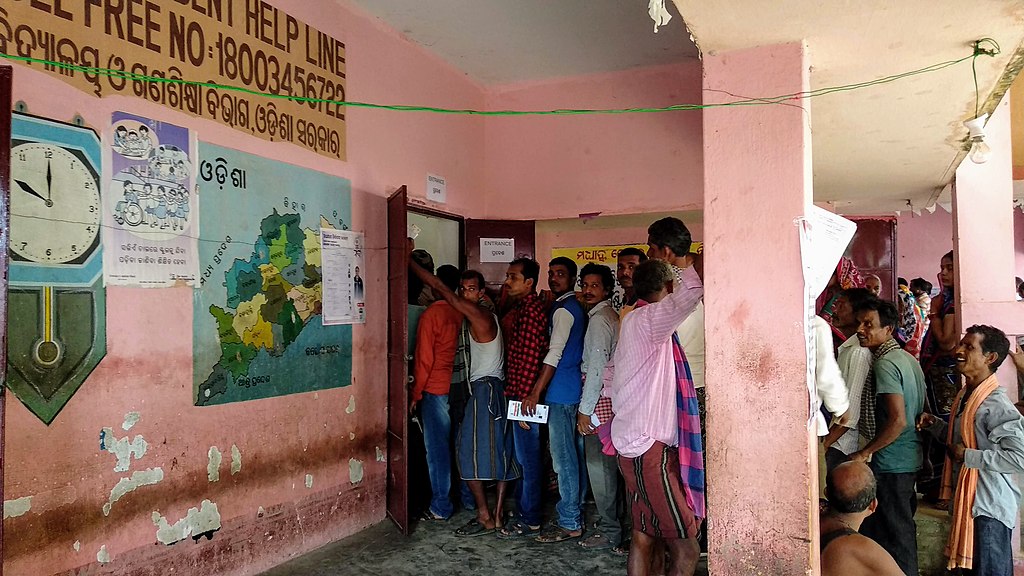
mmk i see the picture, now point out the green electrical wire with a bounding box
[0,41,1000,116]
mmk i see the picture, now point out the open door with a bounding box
[386,186,409,534]
[0,64,12,575]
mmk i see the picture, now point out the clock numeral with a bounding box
[89,205,97,213]
[71,244,77,253]
[44,150,53,159]
[20,242,27,250]
[45,249,52,257]
[17,153,25,161]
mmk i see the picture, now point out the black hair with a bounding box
[897,277,908,287]
[510,258,540,291]
[825,466,876,514]
[965,325,1011,372]
[436,265,461,292]
[647,217,692,257]
[549,256,578,279]
[461,269,485,290]
[942,250,954,261]
[617,247,648,262]
[580,263,615,293]
[854,298,898,330]
[840,288,876,312]
[910,278,933,295]
[633,260,673,301]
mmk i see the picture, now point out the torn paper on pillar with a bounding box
[648,0,672,32]
[800,206,858,299]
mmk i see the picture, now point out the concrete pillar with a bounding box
[952,95,1024,338]
[702,42,818,575]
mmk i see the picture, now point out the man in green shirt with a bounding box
[849,299,925,576]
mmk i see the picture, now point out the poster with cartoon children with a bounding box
[103,112,199,287]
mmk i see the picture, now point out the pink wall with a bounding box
[482,62,704,220]
[3,1,485,574]
[896,208,953,286]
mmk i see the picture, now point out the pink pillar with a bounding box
[951,93,1024,567]
[953,95,1024,337]
[702,42,818,575]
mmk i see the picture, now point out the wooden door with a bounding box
[464,219,535,298]
[0,64,12,575]
[386,186,409,534]
[849,218,897,300]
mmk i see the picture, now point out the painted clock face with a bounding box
[10,142,101,263]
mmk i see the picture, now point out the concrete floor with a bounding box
[260,501,949,576]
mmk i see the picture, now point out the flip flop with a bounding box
[419,509,449,522]
[496,519,541,539]
[535,525,583,543]
[611,540,630,556]
[455,519,495,537]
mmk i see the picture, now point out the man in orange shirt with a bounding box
[410,265,465,520]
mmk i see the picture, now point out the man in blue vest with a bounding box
[522,256,588,543]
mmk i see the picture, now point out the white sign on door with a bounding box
[426,174,446,203]
[480,238,515,263]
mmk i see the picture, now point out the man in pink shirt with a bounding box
[608,258,704,576]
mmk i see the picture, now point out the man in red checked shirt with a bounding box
[496,257,550,539]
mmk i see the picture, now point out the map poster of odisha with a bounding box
[192,143,352,406]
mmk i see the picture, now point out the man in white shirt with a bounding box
[823,288,876,470]
[575,263,622,552]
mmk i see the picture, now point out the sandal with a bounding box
[611,540,630,556]
[454,518,495,537]
[578,533,613,550]
[496,519,541,539]
[419,509,449,522]
[535,524,583,543]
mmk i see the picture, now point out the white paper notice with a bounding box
[320,229,365,325]
[426,174,446,203]
[801,206,858,300]
[480,238,515,263]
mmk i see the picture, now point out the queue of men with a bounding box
[409,218,1024,576]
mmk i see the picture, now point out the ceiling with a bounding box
[345,0,699,84]
[347,0,1024,214]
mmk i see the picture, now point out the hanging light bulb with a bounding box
[963,114,991,164]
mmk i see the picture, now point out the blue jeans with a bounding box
[512,419,542,527]
[548,402,587,531]
[421,393,454,519]
[969,515,1013,576]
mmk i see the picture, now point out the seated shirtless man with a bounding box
[820,461,904,576]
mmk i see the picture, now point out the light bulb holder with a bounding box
[964,114,989,139]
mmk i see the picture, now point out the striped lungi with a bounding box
[457,377,520,482]
[618,441,698,540]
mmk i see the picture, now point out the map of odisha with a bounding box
[197,210,325,404]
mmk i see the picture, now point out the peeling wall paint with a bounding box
[152,500,222,545]
[104,468,164,516]
[349,432,355,440]
[304,474,313,489]
[121,412,141,431]
[3,496,32,519]
[375,446,385,462]
[96,545,111,564]
[73,541,80,552]
[348,459,364,484]
[230,444,241,475]
[207,447,222,482]
[100,428,148,472]
[345,395,356,414]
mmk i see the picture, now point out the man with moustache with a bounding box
[918,326,1024,576]
[575,263,623,551]
[524,257,588,543]
[616,247,648,315]
[849,299,925,575]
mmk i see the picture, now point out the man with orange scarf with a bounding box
[918,325,1024,576]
